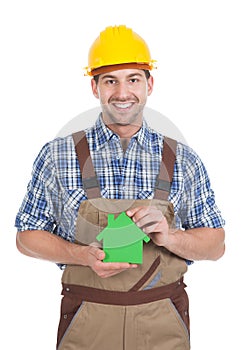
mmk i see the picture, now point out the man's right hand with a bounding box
[85,245,138,278]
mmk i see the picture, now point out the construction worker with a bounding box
[15,25,225,350]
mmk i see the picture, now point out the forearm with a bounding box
[16,230,137,278]
[127,206,225,262]
[165,227,225,261]
[16,230,90,266]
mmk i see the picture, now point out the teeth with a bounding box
[114,103,132,109]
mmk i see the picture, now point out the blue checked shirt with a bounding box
[15,114,225,245]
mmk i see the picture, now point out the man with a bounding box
[15,25,225,350]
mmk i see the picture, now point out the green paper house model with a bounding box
[96,212,150,264]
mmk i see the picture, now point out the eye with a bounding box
[105,79,117,85]
[129,78,139,83]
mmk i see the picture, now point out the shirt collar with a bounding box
[93,114,116,150]
[92,113,157,154]
[134,119,156,154]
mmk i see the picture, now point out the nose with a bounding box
[114,82,130,100]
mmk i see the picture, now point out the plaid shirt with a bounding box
[15,114,225,243]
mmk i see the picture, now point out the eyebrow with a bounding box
[100,72,144,80]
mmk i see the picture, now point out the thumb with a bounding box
[89,246,105,261]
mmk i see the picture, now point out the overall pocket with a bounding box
[57,300,125,350]
[171,284,190,336]
[130,298,190,350]
[57,293,84,349]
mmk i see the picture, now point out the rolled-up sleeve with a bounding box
[15,143,58,233]
[173,144,225,230]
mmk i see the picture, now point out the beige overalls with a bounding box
[57,131,190,350]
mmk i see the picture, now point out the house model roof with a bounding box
[96,212,150,249]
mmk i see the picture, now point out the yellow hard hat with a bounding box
[85,25,156,76]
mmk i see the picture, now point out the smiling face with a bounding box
[91,69,154,137]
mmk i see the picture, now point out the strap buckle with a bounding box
[83,176,99,190]
[155,179,171,192]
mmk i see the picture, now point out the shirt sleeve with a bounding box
[175,144,225,230]
[15,142,59,233]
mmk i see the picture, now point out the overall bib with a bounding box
[57,131,190,350]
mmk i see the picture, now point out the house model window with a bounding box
[96,212,150,263]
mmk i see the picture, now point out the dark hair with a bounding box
[93,70,151,84]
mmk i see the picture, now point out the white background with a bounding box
[0,0,240,349]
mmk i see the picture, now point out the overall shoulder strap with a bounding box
[72,131,101,199]
[154,136,177,200]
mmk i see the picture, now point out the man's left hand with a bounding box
[126,206,170,247]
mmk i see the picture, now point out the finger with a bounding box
[126,206,142,217]
[101,262,138,270]
[95,262,137,278]
[142,222,160,234]
[134,211,163,228]
[100,265,136,278]
[100,269,126,278]
[127,206,152,223]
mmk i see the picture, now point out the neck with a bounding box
[120,137,130,152]
[105,122,142,139]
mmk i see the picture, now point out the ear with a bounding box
[147,75,154,96]
[91,78,99,99]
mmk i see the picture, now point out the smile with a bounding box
[113,102,133,109]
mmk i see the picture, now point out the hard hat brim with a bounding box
[86,62,155,76]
